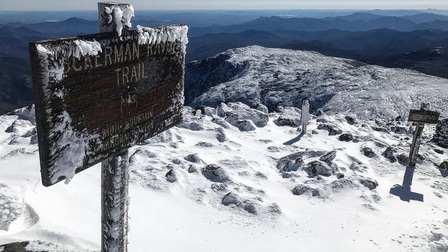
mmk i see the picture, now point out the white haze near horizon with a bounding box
[1,0,447,11]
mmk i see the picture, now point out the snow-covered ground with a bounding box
[0,103,447,251]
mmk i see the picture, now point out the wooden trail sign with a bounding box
[408,109,440,124]
[30,22,188,186]
[407,103,439,168]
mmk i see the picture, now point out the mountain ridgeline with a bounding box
[1,10,448,114]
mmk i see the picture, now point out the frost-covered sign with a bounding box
[30,25,188,186]
[408,109,440,124]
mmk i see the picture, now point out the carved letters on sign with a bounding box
[30,26,188,186]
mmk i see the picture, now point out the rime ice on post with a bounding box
[98,2,135,36]
[301,99,310,133]
[30,7,188,187]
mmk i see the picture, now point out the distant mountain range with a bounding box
[1,10,448,114]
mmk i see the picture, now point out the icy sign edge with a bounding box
[30,25,188,186]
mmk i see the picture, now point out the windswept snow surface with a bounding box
[0,103,448,251]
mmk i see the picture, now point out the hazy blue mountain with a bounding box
[0,57,33,114]
[402,13,448,23]
[415,20,448,31]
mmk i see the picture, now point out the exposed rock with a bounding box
[390,126,407,134]
[292,184,320,196]
[345,115,356,125]
[243,202,258,214]
[336,173,345,179]
[359,177,379,190]
[212,117,230,129]
[201,164,230,182]
[317,123,342,136]
[196,142,214,147]
[304,161,333,177]
[189,122,205,131]
[275,107,301,127]
[185,153,203,163]
[256,104,269,113]
[268,203,282,214]
[439,161,448,178]
[166,169,177,183]
[319,150,337,163]
[277,153,304,172]
[382,146,397,163]
[224,102,269,128]
[433,118,448,148]
[330,178,359,191]
[188,165,198,173]
[339,133,354,142]
[217,103,232,117]
[222,192,241,206]
[21,127,36,138]
[4,120,33,134]
[397,153,409,166]
[215,127,228,142]
[222,193,258,214]
[255,172,268,179]
[361,147,377,158]
[234,119,256,131]
[434,148,445,154]
[211,183,227,191]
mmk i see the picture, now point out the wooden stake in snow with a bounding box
[301,99,310,133]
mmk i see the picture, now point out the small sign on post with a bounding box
[407,103,440,168]
[390,103,440,202]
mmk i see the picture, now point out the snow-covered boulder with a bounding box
[319,150,337,163]
[361,147,377,158]
[439,161,448,177]
[275,107,301,127]
[432,119,448,148]
[382,146,397,163]
[201,164,230,182]
[303,161,333,177]
[218,102,269,128]
[233,119,256,131]
[0,184,26,231]
[339,133,354,142]
[317,123,342,135]
[292,184,320,197]
[359,177,379,190]
[277,153,304,172]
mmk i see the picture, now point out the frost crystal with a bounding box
[35,40,102,184]
[104,4,135,36]
[136,25,189,54]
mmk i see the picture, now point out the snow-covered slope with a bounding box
[186,46,448,120]
[0,102,447,251]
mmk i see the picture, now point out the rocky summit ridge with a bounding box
[186,46,448,120]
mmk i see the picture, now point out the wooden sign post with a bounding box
[407,103,440,168]
[29,2,188,251]
[390,103,440,201]
[300,99,310,133]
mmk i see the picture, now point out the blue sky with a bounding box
[2,0,447,10]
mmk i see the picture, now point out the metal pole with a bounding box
[98,3,131,251]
